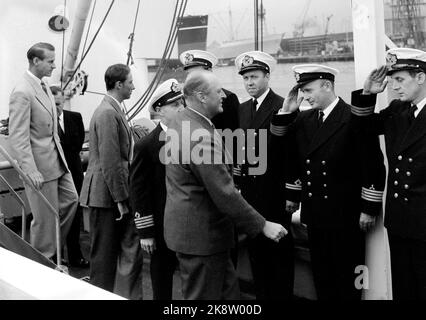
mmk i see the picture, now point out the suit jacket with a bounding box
[130,124,166,242]
[236,89,289,226]
[352,90,426,240]
[61,110,85,192]
[164,107,266,256]
[280,98,385,229]
[211,88,239,131]
[80,95,132,208]
[8,72,68,181]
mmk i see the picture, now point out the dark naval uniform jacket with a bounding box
[211,88,239,131]
[352,90,426,241]
[278,98,385,229]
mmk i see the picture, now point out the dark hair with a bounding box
[408,68,425,77]
[27,43,55,63]
[49,85,63,96]
[104,64,130,91]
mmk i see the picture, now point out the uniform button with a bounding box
[394,193,399,198]
[308,193,313,197]
[242,174,246,177]
[324,195,328,199]
[394,181,398,186]
[242,147,246,150]
[253,176,256,179]
[404,184,409,190]
[322,161,326,165]
[407,172,411,177]
[398,155,402,161]
[323,172,327,176]
[307,182,312,186]
[306,159,310,164]
[409,158,413,163]
[323,184,327,188]
[404,198,409,202]
[395,168,400,173]
[307,171,311,175]
[254,132,257,136]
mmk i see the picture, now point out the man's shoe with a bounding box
[70,258,90,268]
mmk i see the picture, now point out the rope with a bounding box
[60,0,67,89]
[63,0,115,91]
[127,0,188,120]
[81,0,97,61]
[126,0,141,66]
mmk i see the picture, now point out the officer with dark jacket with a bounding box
[351,48,426,300]
[234,51,294,300]
[130,79,184,300]
[278,64,385,300]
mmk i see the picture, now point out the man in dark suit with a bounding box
[233,51,294,300]
[80,64,143,299]
[130,79,184,300]
[164,70,288,300]
[351,48,426,300]
[50,86,89,268]
[179,49,239,131]
[279,64,385,300]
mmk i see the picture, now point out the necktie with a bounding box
[251,99,258,121]
[408,104,418,125]
[41,81,48,96]
[57,116,65,141]
[317,110,324,128]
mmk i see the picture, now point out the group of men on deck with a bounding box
[7,41,426,300]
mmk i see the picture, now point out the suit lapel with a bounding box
[24,73,54,118]
[397,104,426,153]
[250,90,277,129]
[307,99,347,155]
[104,96,132,139]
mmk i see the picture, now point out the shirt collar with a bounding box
[187,107,214,127]
[106,94,124,112]
[27,70,43,86]
[414,96,426,117]
[321,97,339,121]
[253,88,270,110]
[159,122,168,132]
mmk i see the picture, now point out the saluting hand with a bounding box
[279,85,303,114]
[263,221,288,243]
[363,65,388,95]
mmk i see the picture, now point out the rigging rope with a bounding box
[81,0,97,62]
[63,0,116,91]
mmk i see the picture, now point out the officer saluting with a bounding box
[352,48,426,300]
[179,49,239,131]
[276,64,385,300]
[235,51,294,300]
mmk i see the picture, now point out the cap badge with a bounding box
[294,72,301,82]
[242,55,254,67]
[184,53,194,65]
[170,82,180,93]
[386,53,398,67]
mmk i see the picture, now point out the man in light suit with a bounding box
[50,86,89,268]
[8,42,78,261]
[164,70,288,300]
[80,64,143,299]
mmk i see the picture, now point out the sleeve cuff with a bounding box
[134,212,155,239]
[270,112,297,136]
[351,89,377,116]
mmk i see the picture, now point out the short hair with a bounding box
[104,64,130,91]
[49,85,63,96]
[27,43,55,63]
[407,69,425,78]
[183,71,212,98]
[320,79,335,90]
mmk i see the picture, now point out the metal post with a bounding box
[254,0,259,50]
[352,0,392,300]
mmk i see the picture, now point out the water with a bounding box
[150,61,356,105]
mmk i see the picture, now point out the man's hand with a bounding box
[27,171,44,190]
[140,238,156,254]
[116,201,130,221]
[262,221,288,242]
[363,65,388,95]
[279,85,303,114]
[285,200,300,215]
[359,212,376,232]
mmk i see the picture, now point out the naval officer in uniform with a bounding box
[352,48,426,300]
[277,64,385,300]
